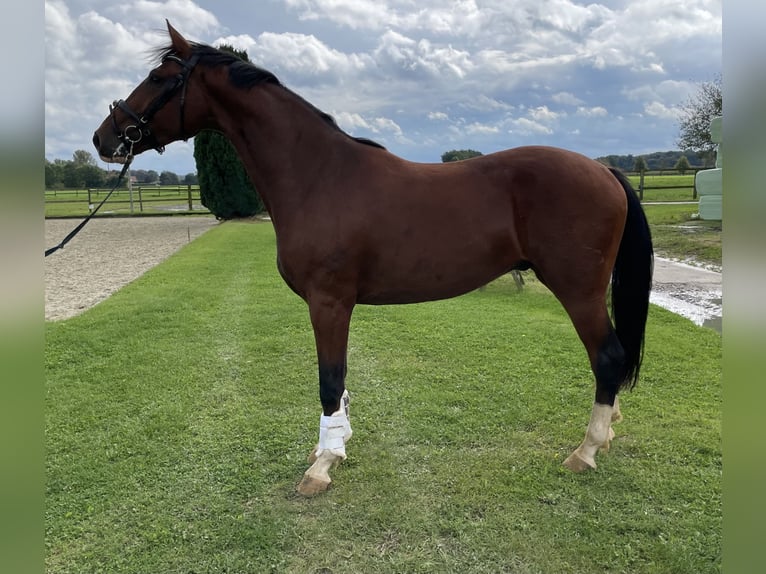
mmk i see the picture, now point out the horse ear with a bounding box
[166,20,192,58]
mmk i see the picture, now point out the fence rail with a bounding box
[44,185,210,216]
[629,172,699,201]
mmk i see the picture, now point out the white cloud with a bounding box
[243,32,373,80]
[509,117,553,135]
[428,111,449,121]
[114,0,221,38]
[373,29,473,80]
[644,101,679,120]
[371,116,403,135]
[333,111,402,136]
[551,91,584,106]
[529,105,560,122]
[583,0,721,71]
[458,94,514,112]
[465,122,500,135]
[285,0,487,36]
[333,111,372,131]
[576,106,608,117]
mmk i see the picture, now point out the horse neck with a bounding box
[200,75,353,218]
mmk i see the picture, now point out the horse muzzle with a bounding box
[92,129,129,163]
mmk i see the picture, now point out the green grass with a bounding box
[46,222,721,573]
[643,203,721,267]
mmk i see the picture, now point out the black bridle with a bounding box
[109,52,201,157]
[45,52,200,258]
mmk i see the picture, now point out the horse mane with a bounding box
[151,43,386,150]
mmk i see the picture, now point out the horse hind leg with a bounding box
[563,322,626,472]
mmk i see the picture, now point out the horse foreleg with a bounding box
[299,389,352,495]
[297,295,354,496]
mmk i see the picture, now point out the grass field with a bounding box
[643,203,721,267]
[45,222,721,573]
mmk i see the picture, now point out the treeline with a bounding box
[45,151,197,189]
[595,150,713,172]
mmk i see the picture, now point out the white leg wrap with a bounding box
[315,390,352,460]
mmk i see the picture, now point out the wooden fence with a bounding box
[45,185,209,215]
[635,175,698,200]
[625,170,702,201]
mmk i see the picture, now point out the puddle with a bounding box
[650,287,722,332]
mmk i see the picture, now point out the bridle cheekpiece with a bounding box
[109,52,200,157]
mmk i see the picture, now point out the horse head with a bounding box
[92,21,202,163]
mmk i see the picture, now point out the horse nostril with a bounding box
[92,132,101,150]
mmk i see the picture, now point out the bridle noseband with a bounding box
[109,52,200,156]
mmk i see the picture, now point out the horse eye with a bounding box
[148,74,161,84]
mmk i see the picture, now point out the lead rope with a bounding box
[45,154,134,257]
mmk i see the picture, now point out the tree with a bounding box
[441,149,483,162]
[45,159,65,188]
[159,170,180,185]
[194,130,263,218]
[183,173,198,185]
[79,164,106,188]
[633,156,648,173]
[674,155,691,175]
[72,149,97,166]
[193,44,263,219]
[676,75,722,166]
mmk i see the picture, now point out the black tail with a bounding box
[609,168,653,390]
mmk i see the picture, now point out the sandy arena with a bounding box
[45,216,218,321]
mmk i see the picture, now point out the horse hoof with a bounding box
[297,474,331,497]
[563,451,596,473]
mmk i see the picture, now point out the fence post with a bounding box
[187,185,193,211]
[88,188,93,212]
[639,172,645,200]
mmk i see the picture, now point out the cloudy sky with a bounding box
[45,0,721,176]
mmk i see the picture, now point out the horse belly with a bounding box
[356,228,519,305]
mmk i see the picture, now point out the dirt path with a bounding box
[45,216,218,321]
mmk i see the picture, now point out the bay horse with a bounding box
[93,22,653,496]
